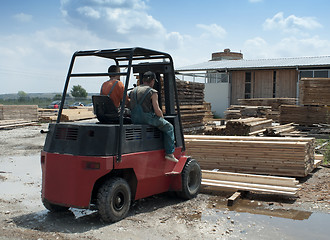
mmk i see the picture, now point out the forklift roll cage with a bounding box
[57,47,185,162]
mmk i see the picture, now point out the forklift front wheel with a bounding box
[97,177,131,223]
[178,158,201,199]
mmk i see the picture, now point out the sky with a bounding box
[1,0,330,94]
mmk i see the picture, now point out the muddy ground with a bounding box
[0,122,329,240]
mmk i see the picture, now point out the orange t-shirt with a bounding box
[100,80,129,108]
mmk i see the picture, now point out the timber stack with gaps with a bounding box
[185,135,316,177]
[280,78,330,125]
[161,79,213,133]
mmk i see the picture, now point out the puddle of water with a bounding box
[203,197,329,240]
[0,154,42,209]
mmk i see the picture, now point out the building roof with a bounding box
[176,55,330,72]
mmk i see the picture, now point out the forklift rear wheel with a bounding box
[97,177,131,222]
[42,199,70,212]
[178,158,201,199]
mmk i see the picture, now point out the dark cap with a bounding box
[143,71,158,82]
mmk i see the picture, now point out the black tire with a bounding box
[42,199,70,212]
[97,178,131,223]
[178,158,201,199]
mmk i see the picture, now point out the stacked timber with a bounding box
[263,123,296,137]
[185,135,315,177]
[299,78,330,106]
[202,170,300,196]
[279,105,330,125]
[204,117,273,136]
[0,105,38,121]
[224,105,271,119]
[238,98,297,110]
[0,119,36,129]
[176,80,205,105]
[38,107,95,122]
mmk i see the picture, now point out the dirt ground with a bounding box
[0,122,329,240]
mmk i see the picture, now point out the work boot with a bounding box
[165,154,179,163]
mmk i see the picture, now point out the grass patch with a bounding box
[316,139,330,165]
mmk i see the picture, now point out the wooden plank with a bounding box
[227,192,241,206]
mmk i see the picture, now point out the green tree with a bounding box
[70,85,88,99]
[53,94,62,101]
[17,91,28,102]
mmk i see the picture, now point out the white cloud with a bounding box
[263,12,322,34]
[197,23,227,39]
[60,0,165,42]
[13,13,33,23]
[164,32,184,50]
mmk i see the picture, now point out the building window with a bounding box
[300,70,329,78]
[207,72,228,83]
[245,72,251,99]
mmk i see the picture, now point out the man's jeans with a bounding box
[131,108,175,155]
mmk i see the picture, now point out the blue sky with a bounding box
[1,0,330,94]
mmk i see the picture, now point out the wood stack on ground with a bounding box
[164,79,213,133]
[0,119,37,129]
[204,117,273,136]
[227,98,298,121]
[224,105,271,119]
[299,78,330,106]
[279,105,330,125]
[38,107,95,122]
[226,117,272,136]
[185,135,316,177]
[0,105,38,121]
[280,78,330,126]
[263,123,296,137]
[202,170,300,196]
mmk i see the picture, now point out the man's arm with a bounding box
[151,93,163,117]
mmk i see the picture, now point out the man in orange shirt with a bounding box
[100,65,130,107]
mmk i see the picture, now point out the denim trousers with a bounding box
[131,108,175,155]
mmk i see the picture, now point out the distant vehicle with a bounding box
[69,102,85,108]
[48,100,68,109]
[85,103,93,107]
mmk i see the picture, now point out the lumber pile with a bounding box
[38,107,95,122]
[0,105,38,121]
[299,78,330,106]
[279,105,330,125]
[224,105,271,119]
[162,79,213,133]
[263,123,296,137]
[202,170,300,196]
[204,117,273,136]
[230,98,297,121]
[0,119,36,129]
[185,135,316,177]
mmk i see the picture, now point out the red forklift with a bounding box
[41,47,201,222]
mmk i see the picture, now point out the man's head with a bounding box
[142,71,157,84]
[108,65,120,80]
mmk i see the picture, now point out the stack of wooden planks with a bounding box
[299,78,330,106]
[280,105,330,125]
[226,117,273,136]
[38,107,95,122]
[202,170,300,196]
[184,135,316,177]
[234,98,297,121]
[204,117,273,136]
[263,123,296,137]
[0,105,38,121]
[176,80,205,105]
[224,105,271,119]
[0,119,37,129]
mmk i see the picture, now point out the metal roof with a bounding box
[176,55,330,72]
